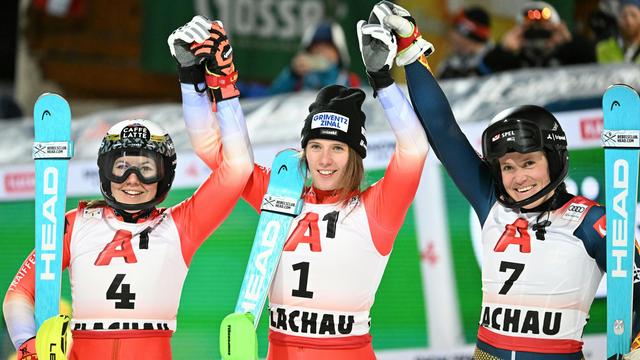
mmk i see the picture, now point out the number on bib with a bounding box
[291,262,314,299]
[106,274,136,309]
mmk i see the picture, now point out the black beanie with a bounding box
[301,85,367,158]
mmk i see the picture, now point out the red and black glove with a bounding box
[191,21,240,111]
[168,16,240,111]
[17,337,37,360]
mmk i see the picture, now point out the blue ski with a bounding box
[220,148,306,360]
[602,84,640,359]
[33,93,73,329]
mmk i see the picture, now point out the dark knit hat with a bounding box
[301,85,367,158]
[453,7,491,43]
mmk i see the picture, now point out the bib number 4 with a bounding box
[107,274,136,309]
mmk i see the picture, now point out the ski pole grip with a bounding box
[32,141,74,159]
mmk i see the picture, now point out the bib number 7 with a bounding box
[498,261,525,295]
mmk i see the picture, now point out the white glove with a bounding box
[167,15,220,68]
[625,348,640,359]
[356,20,397,72]
[373,1,434,66]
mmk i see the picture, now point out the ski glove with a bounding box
[624,335,640,359]
[168,15,212,86]
[17,337,37,360]
[36,315,70,360]
[168,16,240,110]
[199,21,240,110]
[356,17,396,92]
[374,1,434,67]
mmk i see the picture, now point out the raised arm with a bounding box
[169,16,269,214]
[169,15,252,170]
[363,82,429,255]
[355,10,428,256]
[167,17,253,263]
[379,2,496,224]
[404,63,495,221]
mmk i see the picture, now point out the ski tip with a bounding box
[604,83,639,97]
[602,83,640,113]
[36,93,70,105]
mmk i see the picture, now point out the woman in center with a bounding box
[241,82,428,359]
[238,82,428,357]
[172,16,429,359]
[185,39,429,360]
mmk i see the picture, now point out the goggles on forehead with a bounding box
[103,150,164,184]
[482,120,545,161]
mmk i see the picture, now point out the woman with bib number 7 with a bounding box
[372,1,640,359]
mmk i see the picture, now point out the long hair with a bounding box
[301,147,364,206]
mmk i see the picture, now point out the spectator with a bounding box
[437,6,494,79]
[483,1,596,72]
[269,21,361,95]
[597,0,640,64]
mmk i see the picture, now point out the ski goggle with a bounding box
[102,150,164,184]
[482,120,546,161]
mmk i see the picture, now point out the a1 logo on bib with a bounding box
[311,112,350,133]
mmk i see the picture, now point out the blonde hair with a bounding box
[301,147,364,205]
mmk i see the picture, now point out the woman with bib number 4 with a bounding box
[368,1,640,359]
[167,13,428,360]
[3,49,253,360]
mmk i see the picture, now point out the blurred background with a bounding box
[0,0,639,359]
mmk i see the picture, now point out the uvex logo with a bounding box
[238,219,281,313]
[611,159,629,278]
[40,167,59,281]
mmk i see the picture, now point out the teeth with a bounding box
[516,185,534,193]
[318,170,335,175]
[123,190,143,195]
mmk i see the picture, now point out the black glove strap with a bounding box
[366,69,394,96]
[178,64,206,92]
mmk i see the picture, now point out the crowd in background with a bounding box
[1,0,639,117]
[438,0,640,80]
[235,0,640,97]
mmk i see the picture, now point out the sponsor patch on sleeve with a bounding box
[311,112,349,133]
[83,208,103,219]
[592,214,606,238]
[562,203,588,221]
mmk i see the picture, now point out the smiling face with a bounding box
[498,151,553,209]
[110,155,158,210]
[305,139,350,191]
